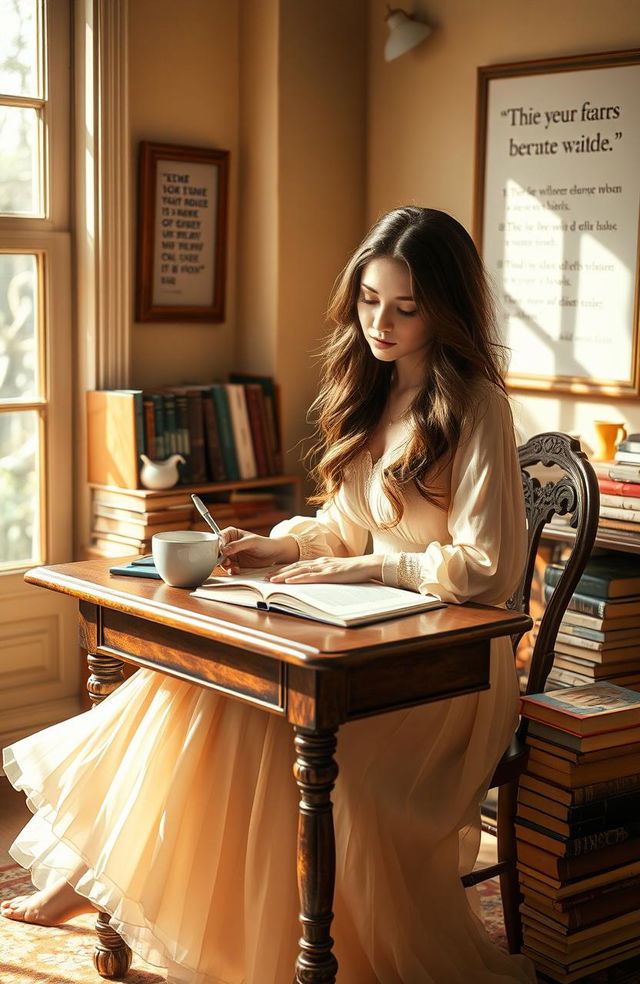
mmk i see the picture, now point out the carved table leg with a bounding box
[87,649,127,706]
[293,728,339,984]
[87,647,132,978]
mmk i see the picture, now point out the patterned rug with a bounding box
[0,863,506,983]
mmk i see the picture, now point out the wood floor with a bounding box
[0,777,31,867]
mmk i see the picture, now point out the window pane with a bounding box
[0,253,38,400]
[0,104,40,215]
[0,409,40,566]
[0,0,40,98]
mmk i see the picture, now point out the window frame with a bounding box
[0,0,72,573]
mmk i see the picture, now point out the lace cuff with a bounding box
[289,531,314,561]
[381,552,425,592]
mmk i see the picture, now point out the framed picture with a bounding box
[474,49,640,396]
[136,142,229,322]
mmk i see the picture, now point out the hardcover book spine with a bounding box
[211,385,239,481]
[162,393,178,455]
[226,384,258,480]
[516,805,632,841]
[598,477,640,496]
[151,393,166,460]
[143,397,156,461]
[563,823,637,858]
[609,463,640,481]
[544,565,615,599]
[615,450,640,465]
[566,774,640,808]
[600,504,640,522]
[544,584,607,618]
[186,389,208,484]
[202,390,227,482]
[600,492,640,510]
[518,788,640,826]
[555,630,637,651]
[228,373,282,474]
[132,391,145,463]
[86,390,141,490]
[244,383,271,477]
[517,832,640,880]
[173,392,190,464]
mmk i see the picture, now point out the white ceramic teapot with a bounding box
[139,453,185,490]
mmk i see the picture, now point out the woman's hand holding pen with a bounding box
[219,528,299,575]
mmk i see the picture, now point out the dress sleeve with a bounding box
[381,388,526,605]
[269,495,370,561]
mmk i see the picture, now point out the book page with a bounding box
[202,570,438,616]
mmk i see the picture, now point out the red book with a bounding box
[243,383,272,476]
[598,477,640,496]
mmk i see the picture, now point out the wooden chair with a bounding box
[460,432,600,953]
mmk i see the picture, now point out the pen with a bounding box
[191,494,222,536]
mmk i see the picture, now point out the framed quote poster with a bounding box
[136,142,229,322]
[474,49,640,396]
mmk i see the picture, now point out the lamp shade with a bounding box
[384,7,431,62]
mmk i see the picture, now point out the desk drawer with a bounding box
[92,607,286,714]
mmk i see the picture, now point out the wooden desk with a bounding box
[25,559,532,984]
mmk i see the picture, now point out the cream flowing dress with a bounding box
[3,384,537,984]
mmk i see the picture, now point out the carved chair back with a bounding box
[507,432,600,698]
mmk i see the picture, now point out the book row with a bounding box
[517,684,640,983]
[593,455,640,534]
[87,375,282,491]
[541,554,640,693]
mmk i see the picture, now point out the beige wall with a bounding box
[236,0,367,475]
[274,0,367,473]
[126,0,640,474]
[366,0,640,451]
[128,0,366,480]
[128,0,239,391]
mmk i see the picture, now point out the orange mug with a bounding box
[592,420,627,461]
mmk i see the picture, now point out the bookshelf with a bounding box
[85,378,301,557]
[87,378,285,492]
[544,521,640,556]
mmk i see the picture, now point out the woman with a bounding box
[2,207,536,983]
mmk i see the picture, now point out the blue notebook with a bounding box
[109,556,162,580]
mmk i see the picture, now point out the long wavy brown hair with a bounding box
[306,207,508,525]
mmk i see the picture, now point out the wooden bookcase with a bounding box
[543,520,640,556]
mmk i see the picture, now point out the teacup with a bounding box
[592,421,627,461]
[152,530,220,588]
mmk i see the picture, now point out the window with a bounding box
[0,0,70,571]
[0,0,45,218]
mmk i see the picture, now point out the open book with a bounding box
[191,568,444,627]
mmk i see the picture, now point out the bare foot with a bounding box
[0,876,95,926]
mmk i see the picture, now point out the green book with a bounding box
[545,553,640,599]
[210,383,239,481]
[544,585,640,619]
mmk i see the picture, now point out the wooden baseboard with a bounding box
[0,695,84,765]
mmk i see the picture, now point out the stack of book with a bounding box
[541,554,640,691]
[593,435,640,536]
[517,682,640,983]
[87,374,282,490]
[92,489,193,555]
[90,487,292,556]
